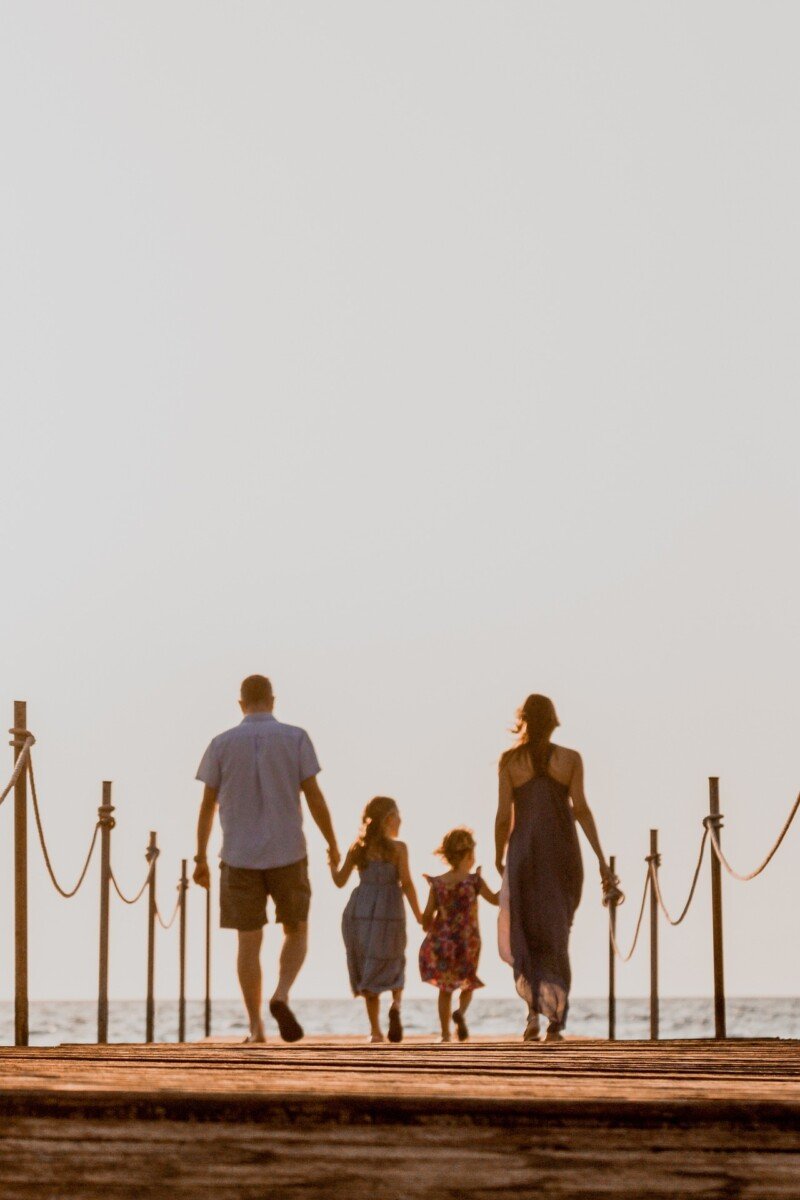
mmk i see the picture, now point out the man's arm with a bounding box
[300,775,340,867]
[193,786,218,888]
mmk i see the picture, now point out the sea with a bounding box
[3,997,799,1045]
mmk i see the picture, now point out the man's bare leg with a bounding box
[270,921,308,1005]
[237,929,266,1042]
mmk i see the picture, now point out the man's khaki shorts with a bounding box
[219,858,311,931]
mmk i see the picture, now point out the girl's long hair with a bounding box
[499,694,559,775]
[351,796,399,868]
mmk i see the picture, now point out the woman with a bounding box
[495,694,616,1042]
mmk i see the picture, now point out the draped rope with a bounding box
[649,829,709,927]
[110,859,155,906]
[704,793,800,882]
[608,867,649,962]
[28,759,100,899]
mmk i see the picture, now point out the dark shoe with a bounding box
[387,1005,403,1043]
[452,1010,469,1042]
[269,1000,304,1043]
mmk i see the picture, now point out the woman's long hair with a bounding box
[351,796,399,868]
[500,694,559,775]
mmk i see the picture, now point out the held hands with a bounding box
[327,843,341,870]
[495,858,505,879]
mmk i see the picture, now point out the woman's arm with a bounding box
[421,885,437,931]
[330,846,356,889]
[494,764,514,876]
[568,752,612,881]
[395,842,423,924]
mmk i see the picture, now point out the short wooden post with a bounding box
[97,781,115,1044]
[145,832,158,1044]
[13,700,29,1048]
[204,878,212,1039]
[649,830,659,1041]
[178,859,188,1043]
[608,854,616,1041]
[709,777,726,1040]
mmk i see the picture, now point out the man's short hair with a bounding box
[240,675,274,706]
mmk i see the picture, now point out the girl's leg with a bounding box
[364,993,383,1042]
[437,990,453,1040]
[452,989,471,1041]
[388,989,403,1043]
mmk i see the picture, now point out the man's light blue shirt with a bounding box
[196,713,320,870]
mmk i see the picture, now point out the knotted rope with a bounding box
[0,729,36,806]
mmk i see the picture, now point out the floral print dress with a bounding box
[419,873,484,992]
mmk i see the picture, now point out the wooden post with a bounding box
[13,700,28,1048]
[709,777,726,1040]
[608,854,616,1042]
[649,830,659,1041]
[97,781,115,1045]
[178,859,188,1043]
[204,877,212,1039]
[145,832,158,1044]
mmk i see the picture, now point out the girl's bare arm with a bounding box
[395,842,423,923]
[330,846,356,888]
[421,885,437,931]
[478,876,500,906]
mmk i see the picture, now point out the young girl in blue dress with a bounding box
[331,796,423,1043]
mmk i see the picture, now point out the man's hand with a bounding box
[193,858,211,889]
[495,858,505,879]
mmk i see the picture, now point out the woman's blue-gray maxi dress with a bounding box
[507,748,583,1029]
[342,859,406,996]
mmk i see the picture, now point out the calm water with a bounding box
[4,997,800,1045]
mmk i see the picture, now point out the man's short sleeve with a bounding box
[196,739,222,789]
[298,730,321,783]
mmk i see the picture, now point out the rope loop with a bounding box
[28,760,101,899]
[645,852,662,870]
[0,731,36,806]
[8,728,37,749]
[97,808,116,831]
[703,813,724,831]
[145,844,160,864]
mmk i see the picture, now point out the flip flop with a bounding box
[452,1010,469,1042]
[269,1000,304,1043]
[387,1006,403,1043]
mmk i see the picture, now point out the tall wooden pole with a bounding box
[649,830,659,1041]
[178,859,188,1043]
[204,878,212,1039]
[608,853,616,1041]
[709,777,726,1039]
[13,701,28,1047]
[145,832,158,1044]
[97,781,114,1044]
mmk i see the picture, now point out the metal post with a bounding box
[709,777,726,1040]
[608,854,616,1042]
[649,830,659,1041]
[145,832,158,1044]
[204,878,212,1039]
[178,859,188,1043]
[13,700,28,1047]
[97,781,115,1044]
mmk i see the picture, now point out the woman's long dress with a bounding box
[342,859,406,996]
[503,750,583,1028]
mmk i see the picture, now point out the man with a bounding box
[193,674,340,1043]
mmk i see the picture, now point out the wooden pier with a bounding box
[0,1038,798,1197]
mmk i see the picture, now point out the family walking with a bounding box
[193,676,617,1044]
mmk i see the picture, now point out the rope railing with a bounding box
[649,829,709,927]
[608,867,649,962]
[704,793,800,882]
[4,701,211,1048]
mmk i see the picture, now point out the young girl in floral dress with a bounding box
[419,828,499,1041]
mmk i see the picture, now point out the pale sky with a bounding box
[1,2,798,1008]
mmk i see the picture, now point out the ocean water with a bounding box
[4,997,799,1045]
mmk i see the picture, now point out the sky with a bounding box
[1,2,799,1012]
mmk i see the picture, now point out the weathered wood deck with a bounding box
[0,1038,798,1197]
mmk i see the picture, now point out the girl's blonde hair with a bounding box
[351,796,399,869]
[435,827,476,868]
